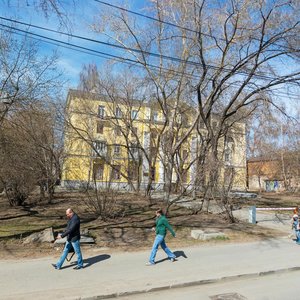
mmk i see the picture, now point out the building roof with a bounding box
[247,156,279,163]
[67,89,150,108]
[248,150,300,163]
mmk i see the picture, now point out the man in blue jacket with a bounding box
[52,208,83,270]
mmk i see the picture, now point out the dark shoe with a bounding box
[51,263,60,270]
[73,266,83,270]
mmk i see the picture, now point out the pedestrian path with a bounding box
[0,237,299,300]
[233,207,292,233]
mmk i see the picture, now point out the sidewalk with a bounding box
[0,237,299,300]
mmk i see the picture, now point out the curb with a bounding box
[81,266,300,300]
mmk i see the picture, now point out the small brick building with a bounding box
[247,153,300,192]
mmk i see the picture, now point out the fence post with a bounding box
[249,206,256,224]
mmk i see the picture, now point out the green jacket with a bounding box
[155,215,175,237]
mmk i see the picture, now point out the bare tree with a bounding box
[0,26,64,205]
[247,103,300,192]
[0,102,63,205]
[78,63,101,93]
[0,120,36,206]
[2,0,73,29]
[90,0,299,212]
[0,28,63,126]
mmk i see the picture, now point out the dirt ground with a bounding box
[0,190,299,260]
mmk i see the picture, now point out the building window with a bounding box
[128,162,138,181]
[115,126,122,136]
[114,144,121,155]
[182,149,188,161]
[131,145,138,154]
[176,113,182,124]
[129,145,139,160]
[97,121,104,134]
[150,146,157,159]
[93,162,104,180]
[152,111,158,122]
[150,167,156,181]
[182,169,188,183]
[98,105,105,118]
[224,151,230,162]
[115,107,122,118]
[225,137,234,164]
[131,127,137,136]
[151,129,158,139]
[182,114,188,125]
[131,110,138,120]
[224,167,234,186]
[199,121,205,129]
[111,165,121,180]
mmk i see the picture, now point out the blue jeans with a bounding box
[149,234,175,264]
[56,240,83,268]
[296,230,300,243]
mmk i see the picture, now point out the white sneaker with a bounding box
[146,262,155,266]
[170,258,177,262]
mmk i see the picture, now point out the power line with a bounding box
[93,0,299,53]
[0,23,299,101]
[1,16,299,84]
[1,23,299,101]
[93,0,202,35]
[0,16,160,57]
[0,16,211,69]
[0,26,123,63]
[0,23,203,80]
[0,23,139,63]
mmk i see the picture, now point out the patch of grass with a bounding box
[0,190,298,258]
[0,216,66,238]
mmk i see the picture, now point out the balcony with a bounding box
[92,141,107,158]
[92,148,107,158]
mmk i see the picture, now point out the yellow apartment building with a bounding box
[61,89,247,191]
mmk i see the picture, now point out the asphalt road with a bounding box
[117,269,300,300]
[1,237,300,300]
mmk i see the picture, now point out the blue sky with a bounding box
[0,0,148,90]
[0,0,299,118]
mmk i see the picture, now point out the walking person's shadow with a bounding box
[156,250,188,264]
[83,254,111,268]
[173,250,188,259]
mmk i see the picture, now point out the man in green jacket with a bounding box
[147,208,176,266]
